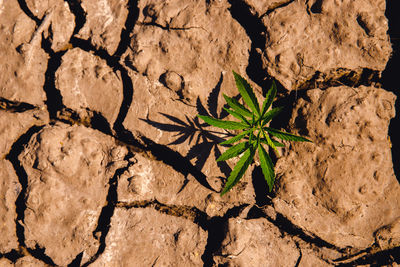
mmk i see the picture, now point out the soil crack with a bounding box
[6,125,56,266]
[0,97,37,112]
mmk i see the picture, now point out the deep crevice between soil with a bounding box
[0,97,37,112]
[79,152,135,267]
[6,125,56,266]
[383,0,400,184]
[41,34,66,120]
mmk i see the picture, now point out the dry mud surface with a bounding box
[1,0,399,266]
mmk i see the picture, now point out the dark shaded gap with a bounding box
[356,15,371,36]
[90,111,113,135]
[201,205,249,267]
[228,0,270,90]
[81,152,134,267]
[202,217,226,267]
[114,0,140,57]
[251,166,273,206]
[65,0,87,35]
[6,126,56,266]
[383,0,400,183]
[17,0,40,24]
[269,89,308,132]
[68,252,83,267]
[337,246,400,266]
[41,33,66,120]
[294,242,303,267]
[310,0,323,14]
[0,250,23,262]
[0,97,37,112]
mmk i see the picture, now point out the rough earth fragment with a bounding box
[0,160,21,254]
[77,0,129,54]
[25,0,75,52]
[56,48,123,126]
[0,258,14,267]
[125,0,251,102]
[19,123,128,266]
[273,86,400,249]
[0,109,48,158]
[213,217,300,266]
[0,0,47,106]
[374,217,400,250]
[261,0,391,90]
[14,255,48,267]
[92,207,207,267]
[118,151,256,217]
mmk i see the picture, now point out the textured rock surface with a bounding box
[77,0,129,54]
[25,0,75,51]
[214,217,300,266]
[260,0,391,90]
[19,123,128,266]
[0,160,20,253]
[56,48,123,125]
[0,0,47,106]
[0,109,48,158]
[15,256,47,267]
[118,151,256,217]
[0,0,399,265]
[124,0,251,103]
[273,86,399,248]
[92,207,207,266]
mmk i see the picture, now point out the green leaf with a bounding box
[220,129,252,145]
[232,71,260,116]
[223,94,253,118]
[217,142,249,162]
[261,128,279,156]
[260,139,285,147]
[264,127,312,142]
[223,108,251,126]
[220,146,255,196]
[261,107,284,126]
[261,80,277,118]
[258,143,275,191]
[197,115,248,130]
[272,139,285,147]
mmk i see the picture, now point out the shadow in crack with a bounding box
[141,74,240,190]
[383,0,400,184]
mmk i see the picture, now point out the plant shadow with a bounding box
[141,73,239,191]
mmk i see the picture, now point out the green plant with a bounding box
[198,71,312,196]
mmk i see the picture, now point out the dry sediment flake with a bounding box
[273,86,400,249]
[56,48,123,126]
[124,0,251,104]
[118,152,256,217]
[92,207,207,266]
[0,0,47,106]
[25,0,75,52]
[0,109,47,254]
[19,123,128,266]
[214,217,300,266]
[77,0,129,54]
[260,0,391,90]
[0,109,48,159]
[0,160,21,254]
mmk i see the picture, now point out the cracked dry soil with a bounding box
[1,0,400,266]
